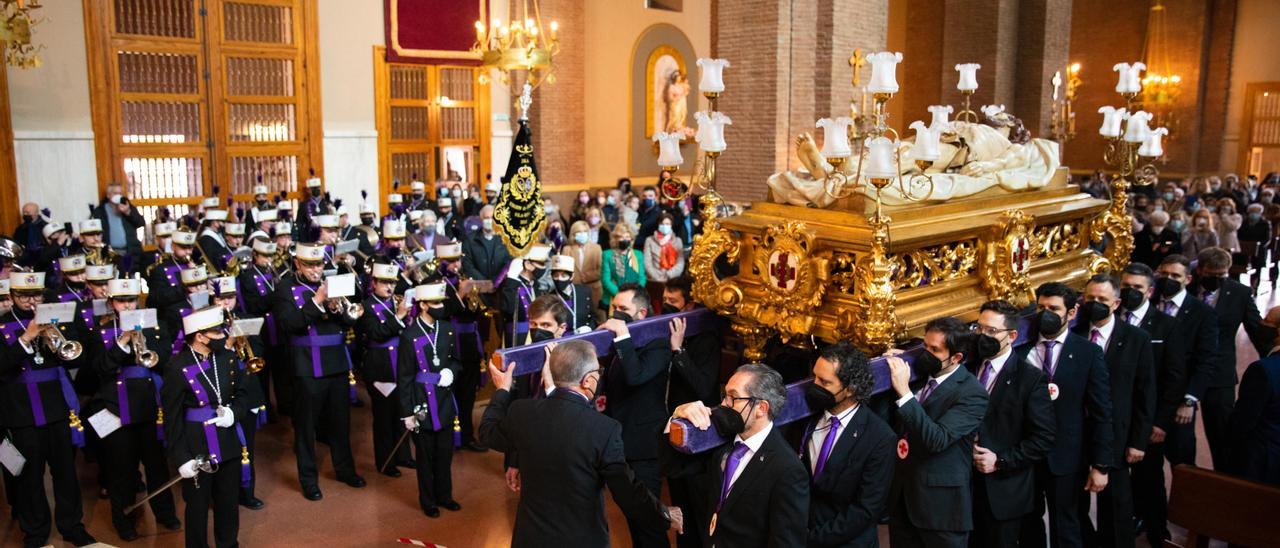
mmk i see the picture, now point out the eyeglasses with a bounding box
[720,391,757,408]
[971,323,1011,337]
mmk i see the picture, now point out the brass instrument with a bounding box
[85,244,120,267]
[326,297,364,321]
[354,224,380,248]
[41,323,83,361]
[226,314,265,374]
[272,244,292,274]
[130,329,159,368]
[0,236,26,270]
[193,232,240,277]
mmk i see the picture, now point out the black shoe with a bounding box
[399,458,417,468]
[240,496,266,510]
[303,486,323,501]
[423,506,440,518]
[382,467,402,478]
[441,500,462,512]
[64,530,97,547]
[117,529,140,542]
[339,474,367,488]
[463,442,488,453]
[159,518,182,531]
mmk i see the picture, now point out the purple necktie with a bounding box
[1125,311,1137,325]
[813,416,841,479]
[1161,300,1177,316]
[1041,340,1059,380]
[1090,328,1103,347]
[718,442,751,509]
[916,378,939,403]
[978,360,994,392]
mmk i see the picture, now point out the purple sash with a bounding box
[117,366,165,442]
[2,320,84,446]
[182,407,250,487]
[412,334,443,431]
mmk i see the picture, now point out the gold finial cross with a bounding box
[850,48,867,86]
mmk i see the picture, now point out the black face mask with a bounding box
[21,214,33,224]
[530,328,556,343]
[661,303,679,315]
[1035,308,1064,338]
[309,188,321,198]
[206,335,227,353]
[803,383,846,412]
[1198,275,1223,292]
[1155,276,1182,298]
[426,306,448,320]
[912,351,947,378]
[385,247,401,258]
[611,310,633,323]
[554,279,572,293]
[362,216,375,226]
[617,240,632,250]
[1080,300,1112,323]
[1119,286,1146,311]
[710,403,751,436]
[530,267,547,279]
[975,334,1002,360]
[66,279,85,289]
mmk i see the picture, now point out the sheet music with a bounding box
[326,273,356,299]
[229,318,264,337]
[119,308,158,331]
[33,302,77,325]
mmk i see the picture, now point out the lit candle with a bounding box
[549,21,558,41]
[695,111,731,153]
[1097,106,1128,138]
[927,105,953,131]
[866,51,904,94]
[696,58,730,94]
[1113,62,1146,94]
[865,137,899,179]
[653,132,684,167]
[475,21,485,43]
[1138,127,1168,157]
[816,117,854,158]
[1124,110,1153,143]
[955,63,981,92]
[909,121,941,162]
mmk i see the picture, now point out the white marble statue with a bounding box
[766,109,1060,208]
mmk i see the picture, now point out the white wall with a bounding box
[317,0,383,212]
[1221,0,1280,173]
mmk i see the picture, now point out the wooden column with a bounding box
[0,51,19,235]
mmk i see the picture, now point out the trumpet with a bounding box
[41,324,83,361]
[326,296,364,321]
[130,329,159,368]
[85,244,121,268]
[226,315,265,374]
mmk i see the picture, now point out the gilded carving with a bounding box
[689,191,743,313]
[980,210,1037,307]
[744,221,827,338]
[1033,221,1084,260]
[850,219,902,353]
[890,240,978,290]
[1089,178,1133,271]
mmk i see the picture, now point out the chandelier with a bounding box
[1138,0,1181,138]
[0,0,42,69]
[472,0,560,90]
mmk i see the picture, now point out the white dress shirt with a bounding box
[979,348,1014,392]
[1088,316,1116,351]
[896,364,963,407]
[1027,328,1071,378]
[1126,299,1149,326]
[724,421,773,492]
[1160,288,1187,317]
[806,404,859,475]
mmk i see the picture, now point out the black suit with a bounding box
[667,318,722,412]
[1016,332,1113,548]
[969,355,1056,548]
[802,407,897,548]
[1197,278,1269,469]
[396,316,460,510]
[1078,320,1155,548]
[888,366,989,547]
[480,389,670,548]
[356,296,411,472]
[662,426,810,548]
[1227,353,1280,485]
[555,282,597,332]
[606,334,674,547]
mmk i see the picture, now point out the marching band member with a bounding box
[397,282,462,517]
[77,219,120,270]
[161,266,210,338]
[224,221,246,252]
[500,244,552,347]
[406,179,429,212]
[247,182,273,227]
[273,242,365,501]
[550,255,596,333]
[377,219,413,293]
[276,199,295,238]
[212,276,268,511]
[197,207,233,274]
[358,262,415,476]
[33,221,73,274]
[92,277,180,540]
[1,271,97,548]
[162,305,251,548]
[145,230,198,313]
[248,208,277,243]
[49,255,89,303]
[272,222,294,276]
[434,242,486,451]
[238,239,284,417]
[141,220,178,270]
[385,191,405,225]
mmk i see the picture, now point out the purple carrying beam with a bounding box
[494,307,721,377]
[668,314,1038,454]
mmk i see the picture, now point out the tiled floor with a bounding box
[3,279,1276,547]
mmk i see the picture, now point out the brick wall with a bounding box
[522,0,586,187]
[1197,0,1236,173]
[1013,0,1072,136]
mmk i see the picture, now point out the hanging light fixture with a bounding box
[0,0,43,69]
[472,0,560,89]
[1138,0,1181,139]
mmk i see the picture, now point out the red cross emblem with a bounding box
[1011,236,1031,274]
[769,251,798,291]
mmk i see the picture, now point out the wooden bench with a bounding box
[1165,464,1280,547]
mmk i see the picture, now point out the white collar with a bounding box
[734,421,773,453]
[1168,288,1187,308]
[1091,315,1116,342]
[986,347,1013,372]
[1130,299,1150,321]
[930,364,962,387]
[822,403,859,427]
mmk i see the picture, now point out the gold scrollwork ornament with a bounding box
[850,219,902,354]
[750,221,827,338]
[688,191,743,314]
[980,210,1036,308]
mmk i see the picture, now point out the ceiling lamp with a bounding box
[472,0,559,89]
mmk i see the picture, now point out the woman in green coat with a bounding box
[601,222,645,311]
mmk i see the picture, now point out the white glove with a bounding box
[178,459,199,479]
[213,406,235,428]
[403,416,419,432]
[438,369,454,388]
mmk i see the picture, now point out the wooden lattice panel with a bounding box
[113,0,197,38]
[223,2,293,44]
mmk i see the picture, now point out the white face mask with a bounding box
[482,218,494,232]
[574,231,589,245]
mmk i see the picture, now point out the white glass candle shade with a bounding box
[981,104,1005,119]
[1138,127,1168,157]
[1098,106,1128,138]
[653,132,685,167]
[927,105,953,132]
[865,136,899,179]
[1113,62,1146,94]
[694,111,731,153]
[866,51,904,94]
[955,63,981,91]
[1123,110,1153,143]
[909,121,941,162]
[816,117,854,158]
[697,58,730,94]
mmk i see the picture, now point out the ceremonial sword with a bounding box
[125,454,215,514]
[379,404,429,474]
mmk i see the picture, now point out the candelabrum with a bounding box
[657,89,726,203]
[1093,89,1167,271]
[823,92,935,225]
[954,89,979,123]
[1050,63,1082,143]
[1103,92,1162,187]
